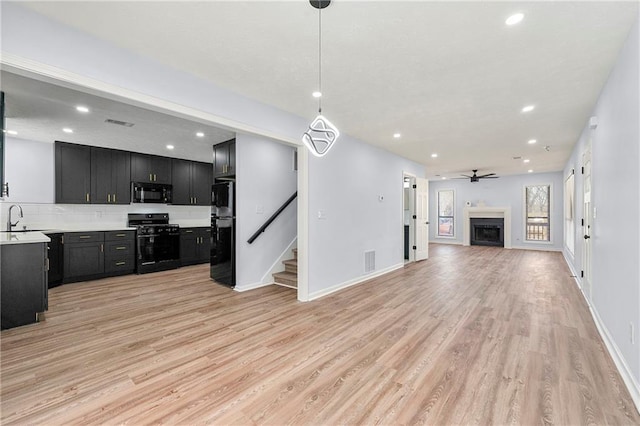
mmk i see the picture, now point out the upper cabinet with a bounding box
[90,147,130,204]
[55,141,91,204]
[171,159,212,205]
[131,153,172,184]
[213,139,235,178]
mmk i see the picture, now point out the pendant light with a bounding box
[302,0,340,158]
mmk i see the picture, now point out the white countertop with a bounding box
[0,231,51,246]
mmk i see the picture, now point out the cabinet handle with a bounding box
[116,261,126,266]
[116,246,127,250]
[195,197,197,204]
[113,194,116,203]
[101,244,104,252]
[154,174,157,182]
[116,233,126,237]
[108,194,111,203]
[79,235,92,239]
[149,173,153,182]
[185,230,193,233]
[45,258,50,272]
[86,193,90,202]
[61,236,64,244]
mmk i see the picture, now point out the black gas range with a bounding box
[128,213,180,274]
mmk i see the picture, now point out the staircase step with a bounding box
[273,271,297,288]
[292,248,297,259]
[283,258,297,273]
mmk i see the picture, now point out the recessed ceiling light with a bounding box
[196,132,205,138]
[393,133,401,139]
[441,177,447,180]
[62,128,73,133]
[431,153,438,158]
[523,159,530,163]
[312,91,322,98]
[166,144,175,150]
[76,105,90,113]
[528,169,533,173]
[522,105,535,113]
[528,139,537,144]
[6,130,18,135]
[505,13,524,26]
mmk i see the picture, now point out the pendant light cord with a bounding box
[318,5,322,115]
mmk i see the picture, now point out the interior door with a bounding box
[582,146,592,303]
[415,177,429,261]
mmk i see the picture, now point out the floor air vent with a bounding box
[364,250,376,273]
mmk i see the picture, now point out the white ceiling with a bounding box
[12,1,640,178]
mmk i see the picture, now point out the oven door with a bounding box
[136,233,180,273]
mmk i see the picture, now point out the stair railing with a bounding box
[247,191,297,244]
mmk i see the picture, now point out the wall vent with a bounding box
[105,118,135,127]
[364,250,376,273]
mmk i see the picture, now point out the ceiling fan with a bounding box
[455,169,500,183]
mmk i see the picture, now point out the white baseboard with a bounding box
[234,281,273,292]
[308,262,404,301]
[511,245,563,252]
[562,255,640,414]
[260,238,297,284]
[429,240,463,245]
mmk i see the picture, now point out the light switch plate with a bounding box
[318,210,327,220]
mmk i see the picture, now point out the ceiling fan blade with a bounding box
[460,174,472,178]
[480,176,500,179]
[477,173,496,178]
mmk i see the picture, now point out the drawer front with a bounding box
[105,230,135,242]
[64,232,104,244]
[104,257,135,273]
[105,240,134,257]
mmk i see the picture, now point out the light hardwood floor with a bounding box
[2,244,639,425]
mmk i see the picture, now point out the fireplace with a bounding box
[470,218,504,247]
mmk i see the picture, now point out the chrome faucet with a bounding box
[6,204,23,232]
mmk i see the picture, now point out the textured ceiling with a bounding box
[12,1,640,178]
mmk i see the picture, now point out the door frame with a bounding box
[403,172,417,264]
[582,142,593,304]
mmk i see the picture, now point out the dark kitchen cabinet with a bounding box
[91,147,131,204]
[213,139,235,178]
[1,242,48,329]
[63,232,105,282]
[131,152,172,184]
[171,159,212,205]
[55,141,91,204]
[46,233,64,287]
[62,231,135,282]
[104,231,135,275]
[180,227,211,266]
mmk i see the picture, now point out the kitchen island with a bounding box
[0,231,50,329]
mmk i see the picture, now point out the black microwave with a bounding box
[131,182,172,204]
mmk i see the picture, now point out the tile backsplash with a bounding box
[0,202,210,230]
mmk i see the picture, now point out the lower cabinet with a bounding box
[63,230,135,283]
[47,233,64,287]
[180,227,211,266]
[1,242,48,329]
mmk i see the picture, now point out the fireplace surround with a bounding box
[462,206,512,249]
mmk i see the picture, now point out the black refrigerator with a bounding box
[210,181,235,287]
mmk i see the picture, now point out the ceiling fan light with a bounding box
[505,13,524,26]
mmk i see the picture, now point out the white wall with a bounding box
[3,136,54,204]
[235,134,297,289]
[0,138,210,229]
[307,136,424,298]
[563,17,640,404]
[429,172,564,251]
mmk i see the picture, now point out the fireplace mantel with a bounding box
[463,207,512,248]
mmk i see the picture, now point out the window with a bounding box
[525,184,551,241]
[437,189,454,237]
